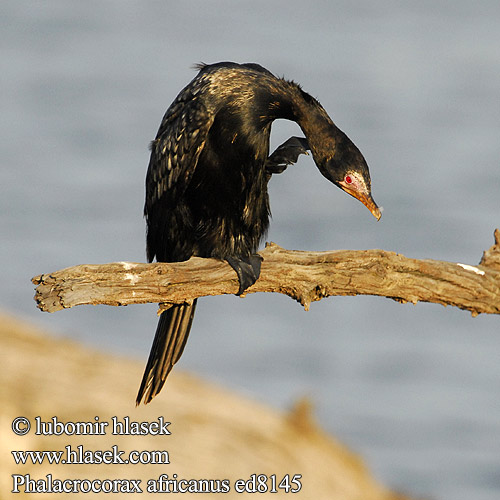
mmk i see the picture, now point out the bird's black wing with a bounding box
[145,89,214,210]
[145,80,215,262]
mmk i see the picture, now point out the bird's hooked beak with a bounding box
[353,189,382,220]
[340,182,382,220]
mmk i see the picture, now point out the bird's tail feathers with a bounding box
[136,300,197,405]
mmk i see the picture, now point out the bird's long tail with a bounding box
[136,300,197,405]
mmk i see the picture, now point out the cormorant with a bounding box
[136,62,380,405]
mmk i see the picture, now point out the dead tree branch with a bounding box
[32,229,500,317]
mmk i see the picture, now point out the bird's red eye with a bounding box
[345,175,352,184]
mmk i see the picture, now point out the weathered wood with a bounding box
[32,230,500,317]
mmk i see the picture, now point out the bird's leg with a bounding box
[226,254,263,296]
[265,136,309,176]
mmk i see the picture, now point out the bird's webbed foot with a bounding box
[226,254,263,296]
[265,136,310,176]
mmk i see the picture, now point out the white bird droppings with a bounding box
[124,273,139,284]
[120,262,137,271]
[457,263,485,276]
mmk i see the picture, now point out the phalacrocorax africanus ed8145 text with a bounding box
[136,61,380,405]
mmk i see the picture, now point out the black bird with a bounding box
[136,62,380,405]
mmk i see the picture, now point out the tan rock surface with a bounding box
[0,311,408,499]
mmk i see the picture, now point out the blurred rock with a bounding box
[0,311,409,499]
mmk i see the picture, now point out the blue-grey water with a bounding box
[2,1,499,498]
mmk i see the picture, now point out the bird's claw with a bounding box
[265,136,310,175]
[226,254,263,295]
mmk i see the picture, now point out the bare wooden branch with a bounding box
[32,229,500,317]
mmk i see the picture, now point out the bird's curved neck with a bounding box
[264,81,339,164]
[291,91,339,164]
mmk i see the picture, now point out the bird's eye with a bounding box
[345,175,352,184]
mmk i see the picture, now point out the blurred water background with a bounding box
[2,1,499,498]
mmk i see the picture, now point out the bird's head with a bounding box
[316,129,381,220]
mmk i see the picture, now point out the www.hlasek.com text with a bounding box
[12,445,169,466]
